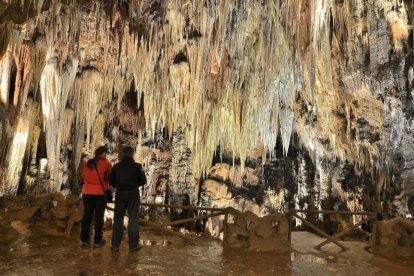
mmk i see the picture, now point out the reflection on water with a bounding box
[2,228,414,276]
[139,239,172,246]
[291,251,335,264]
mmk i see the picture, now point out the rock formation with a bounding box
[0,1,414,234]
[224,208,290,252]
[0,193,84,239]
[375,218,414,260]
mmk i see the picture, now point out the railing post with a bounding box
[288,210,293,243]
[223,209,228,246]
[370,216,378,251]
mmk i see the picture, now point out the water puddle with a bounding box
[291,251,335,264]
[139,239,172,246]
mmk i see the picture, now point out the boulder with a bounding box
[229,166,243,188]
[204,179,229,200]
[375,218,414,260]
[8,206,40,222]
[50,200,69,219]
[208,163,230,182]
[224,210,290,252]
[40,206,51,219]
[243,211,259,223]
[29,194,53,206]
[50,217,67,229]
[227,223,249,236]
[65,194,81,205]
[243,167,259,186]
[228,166,260,188]
[1,197,30,211]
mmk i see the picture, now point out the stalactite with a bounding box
[130,0,333,175]
[91,113,106,152]
[0,48,13,105]
[69,69,105,148]
[39,48,78,192]
[1,114,30,196]
[28,125,41,176]
[11,42,32,109]
[62,108,74,146]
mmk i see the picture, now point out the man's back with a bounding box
[110,146,145,252]
[109,156,147,200]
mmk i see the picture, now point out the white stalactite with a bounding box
[40,48,78,191]
[1,116,29,196]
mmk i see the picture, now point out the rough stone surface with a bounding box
[0,1,414,240]
[224,208,290,252]
[375,218,414,260]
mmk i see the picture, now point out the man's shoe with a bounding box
[111,246,119,252]
[129,245,141,252]
[81,242,89,248]
[93,239,106,248]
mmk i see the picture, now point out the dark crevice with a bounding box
[173,51,188,64]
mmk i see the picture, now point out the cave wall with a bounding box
[0,0,413,219]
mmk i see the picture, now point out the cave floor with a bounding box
[1,224,414,276]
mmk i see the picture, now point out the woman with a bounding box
[81,146,112,248]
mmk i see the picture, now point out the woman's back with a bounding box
[83,158,112,195]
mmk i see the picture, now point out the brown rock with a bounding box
[1,197,29,211]
[29,194,53,206]
[0,212,9,226]
[204,179,228,200]
[225,232,248,248]
[243,211,259,223]
[208,163,230,182]
[375,218,414,260]
[250,216,275,239]
[51,217,67,229]
[8,206,40,222]
[65,194,81,205]
[0,224,18,241]
[227,223,248,236]
[40,206,51,219]
[229,166,243,188]
[50,201,69,219]
[243,168,259,186]
[234,214,247,228]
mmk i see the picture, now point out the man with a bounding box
[109,146,147,252]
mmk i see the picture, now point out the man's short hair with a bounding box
[122,146,135,157]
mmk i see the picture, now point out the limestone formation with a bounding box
[0,193,84,238]
[374,218,414,260]
[0,0,414,261]
[224,208,290,252]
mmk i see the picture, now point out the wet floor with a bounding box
[1,224,414,275]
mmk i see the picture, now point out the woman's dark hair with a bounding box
[86,146,108,168]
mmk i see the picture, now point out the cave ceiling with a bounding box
[0,0,413,201]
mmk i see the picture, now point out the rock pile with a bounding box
[0,193,83,239]
[374,218,414,260]
[224,208,290,252]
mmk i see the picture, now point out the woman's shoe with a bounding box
[93,239,106,248]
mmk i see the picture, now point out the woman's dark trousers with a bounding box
[111,198,140,250]
[81,194,106,244]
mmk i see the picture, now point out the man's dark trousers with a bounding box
[112,197,140,250]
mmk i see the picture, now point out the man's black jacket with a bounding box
[109,157,147,200]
